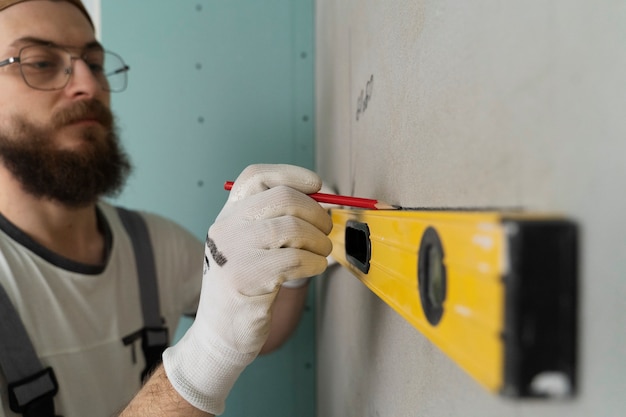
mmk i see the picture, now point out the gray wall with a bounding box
[315,1,626,416]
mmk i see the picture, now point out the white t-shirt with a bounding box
[0,202,203,417]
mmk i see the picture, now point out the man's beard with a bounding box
[0,100,132,208]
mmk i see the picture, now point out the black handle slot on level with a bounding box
[345,221,371,274]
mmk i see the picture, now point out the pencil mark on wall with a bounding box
[356,74,374,121]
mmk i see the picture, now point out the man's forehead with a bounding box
[0,1,96,54]
[0,0,93,27]
[10,36,103,51]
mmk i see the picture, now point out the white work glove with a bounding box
[282,181,339,288]
[162,164,333,414]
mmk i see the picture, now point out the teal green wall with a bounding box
[102,2,315,416]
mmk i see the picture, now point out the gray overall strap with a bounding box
[116,207,169,381]
[0,284,58,417]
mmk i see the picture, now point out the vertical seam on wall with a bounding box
[292,2,317,416]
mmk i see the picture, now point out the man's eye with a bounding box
[87,63,104,73]
[22,60,62,72]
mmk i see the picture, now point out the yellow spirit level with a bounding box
[329,208,577,398]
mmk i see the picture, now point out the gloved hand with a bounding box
[162,164,333,414]
[281,181,339,289]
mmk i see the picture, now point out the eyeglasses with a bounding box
[0,44,130,92]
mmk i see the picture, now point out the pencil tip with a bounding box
[375,202,402,210]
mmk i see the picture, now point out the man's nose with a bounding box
[64,58,103,98]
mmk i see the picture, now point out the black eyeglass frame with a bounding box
[0,44,130,92]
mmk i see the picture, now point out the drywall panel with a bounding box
[315,1,626,416]
[101,2,315,416]
[103,0,314,241]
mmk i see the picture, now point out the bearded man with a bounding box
[0,1,332,416]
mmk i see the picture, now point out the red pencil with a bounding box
[224,181,399,210]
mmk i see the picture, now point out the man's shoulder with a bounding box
[98,201,202,247]
[98,201,181,229]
